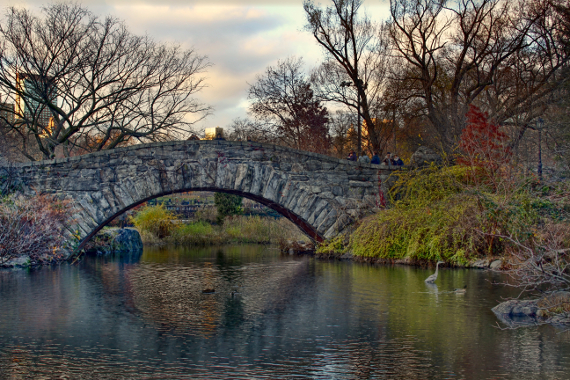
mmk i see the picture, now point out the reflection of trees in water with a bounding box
[125,246,311,338]
[77,258,570,376]
[80,256,138,314]
[0,267,74,332]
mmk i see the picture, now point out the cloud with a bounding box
[102,3,318,130]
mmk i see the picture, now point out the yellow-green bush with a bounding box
[350,192,483,264]
[130,204,176,239]
[316,233,347,257]
[349,165,544,264]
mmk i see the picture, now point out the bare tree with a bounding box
[490,226,570,292]
[0,3,210,160]
[388,0,569,153]
[328,110,356,158]
[304,0,388,155]
[226,117,272,143]
[247,57,330,154]
[0,194,71,265]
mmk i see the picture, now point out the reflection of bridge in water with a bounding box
[3,140,398,249]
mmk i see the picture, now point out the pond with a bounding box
[0,245,569,379]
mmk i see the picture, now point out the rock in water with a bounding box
[85,228,143,258]
[492,292,570,327]
[492,299,539,318]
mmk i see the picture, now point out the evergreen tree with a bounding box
[214,193,243,224]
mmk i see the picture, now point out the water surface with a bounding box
[1,245,569,379]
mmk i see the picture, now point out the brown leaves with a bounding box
[0,194,71,265]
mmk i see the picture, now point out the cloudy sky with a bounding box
[5,0,391,134]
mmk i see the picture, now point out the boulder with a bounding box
[492,292,570,327]
[492,299,539,318]
[281,240,315,254]
[489,259,503,269]
[410,146,443,167]
[85,228,143,257]
[471,259,490,269]
[550,312,570,325]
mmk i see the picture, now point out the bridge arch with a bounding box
[4,140,395,249]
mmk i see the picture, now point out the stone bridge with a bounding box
[2,140,399,249]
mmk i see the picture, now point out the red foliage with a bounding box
[458,105,511,178]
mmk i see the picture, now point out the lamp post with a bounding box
[537,117,543,181]
[341,79,363,156]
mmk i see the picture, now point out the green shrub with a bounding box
[171,221,218,245]
[180,220,214,236]
[350,191,483,264]
[214,193,243,224]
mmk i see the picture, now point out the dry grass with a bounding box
[137,214,307,246]
[536,292,570,318]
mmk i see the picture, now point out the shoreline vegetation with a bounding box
[0,194,72,268]
[129,204,308,249]
[318,163,570,275]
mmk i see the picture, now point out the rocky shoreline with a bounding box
[0,251,72,269]
[1,228,143,268]
[311,248,505,270]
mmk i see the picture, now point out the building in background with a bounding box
[205,127,224,140]
[15,73,56,128]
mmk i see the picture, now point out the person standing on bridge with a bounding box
[382,152,393,166]
[371,151,381,165]
[347,151,357,161]
[392,154,404,166]
[358,152,370,164]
